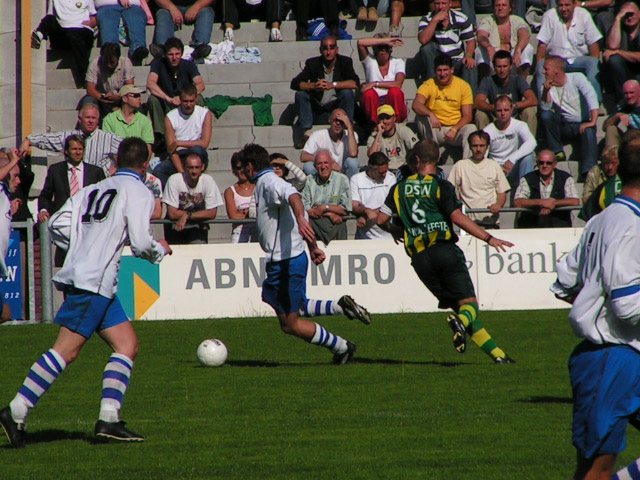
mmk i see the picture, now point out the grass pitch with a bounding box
[1,310,638,479]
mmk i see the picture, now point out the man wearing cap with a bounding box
[102,85,154,157]
[367,104,419,172]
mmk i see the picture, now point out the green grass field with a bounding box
[1,310,639,479]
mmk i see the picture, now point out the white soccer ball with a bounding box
[197,338,228,367]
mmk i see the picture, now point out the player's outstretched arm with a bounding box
[451,209,513,252]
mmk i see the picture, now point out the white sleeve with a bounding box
[604,235,640,324]
[302,131,321,155]
[350,176,362,203]
[126,189,166,264]
[582,9,603,45]
[552,236,583,296]
[391,58,406,76]
[162,175,180,208]
[536,11,553,45]
[48,197,73,250]
[575,74,599,111]
[514,176,529,199]
[204,176,224,209]
[508,122,536,164]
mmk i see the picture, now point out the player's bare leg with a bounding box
[93,322,143,442]
[573,452,617,480]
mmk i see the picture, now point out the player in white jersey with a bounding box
[0,149,24,323]
[0,138,172,448]
[550,130,640,479]
[240,143,358,365]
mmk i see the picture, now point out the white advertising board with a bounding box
[118,228,582,320]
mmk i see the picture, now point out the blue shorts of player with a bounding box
[569,340,640,459]
[262,252,308,315]
[54,287,129,339]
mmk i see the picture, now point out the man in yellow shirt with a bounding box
[412,54,476,161]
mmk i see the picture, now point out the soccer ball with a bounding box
[197,339,228,367]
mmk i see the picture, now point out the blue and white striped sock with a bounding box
[99,353,133,423]
[613,458,640,480]
[11,349,67,423]
[300,299,343,317]
[309,323,347,354]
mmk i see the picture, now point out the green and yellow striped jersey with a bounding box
[383,173,462,257]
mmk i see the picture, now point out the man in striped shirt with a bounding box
[18,103,122,176]
[418,0,478,94]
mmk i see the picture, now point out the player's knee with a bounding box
[115,341,138,360]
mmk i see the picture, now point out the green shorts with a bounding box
[411,242,476,310]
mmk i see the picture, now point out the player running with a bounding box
[240,143,359,365]
[376,140,515,364]
[551,130,640,479]
[0,138,172,447]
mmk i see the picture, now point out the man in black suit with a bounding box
[290,35,360,148]
[38,135,105,265]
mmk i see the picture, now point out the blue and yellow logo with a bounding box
[117,256,160,320]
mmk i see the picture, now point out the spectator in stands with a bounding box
[144,171,164,220]
[37,135,106,265]
[301,150,352,244]
[150,0,213,60]
[18,103,122,176]
[577,0,615,36]
[224,152,257,243]
[603,79,640,149]
[418,0,478,95]
[357,35,407,125]
[475,51,538,135]
[350,152,396,239]
[270,152,307,191]
[367,105,418,172]
[448,131,510,229]
[163,152,223,244]
[152,84,212,186]
[301,108,360,178]
[582,146,619,203]
[31,0,96,88]
[539,56,599,179]
[514,150,580,228]
[102,85,154,154]
[290,35,360,147]
[294,1,340,41]
[95,0,149,65]
[476,0,533,79]
[535,0,603,101]
[604,3,640,103]
[222,0,284,42]
[83,43,135,119]
[146,37,206,150]
[412,54,476,162]
[483,95,536,188]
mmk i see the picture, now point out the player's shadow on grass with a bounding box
[356,358,467,367]
[518,396,573,404]
[3,429,91,446]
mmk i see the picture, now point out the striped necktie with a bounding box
[70,166,80,197]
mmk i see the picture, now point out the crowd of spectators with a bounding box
[14,0,640,248]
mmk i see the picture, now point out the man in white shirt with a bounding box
[535,0,603,101]
[483,95,536,189]
[152,83,213,186]
[351,152,396,239]
[0,138,171,448]
[163,153,223,245]
[301,108,360,178]
[550,131,640,480]
[539,56,599,178]
[448,131,510,229]
[240,143,358,365]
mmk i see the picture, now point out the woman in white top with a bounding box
[357,34,407,125]
[224,153,257,243]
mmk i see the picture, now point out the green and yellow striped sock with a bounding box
[458,302,505,360]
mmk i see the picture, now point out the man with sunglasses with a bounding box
[102,86,154,157]
[513,150,580,228]
[291,35,360,148]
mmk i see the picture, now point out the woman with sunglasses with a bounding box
[357,33,407,126]
[224,152,257,243]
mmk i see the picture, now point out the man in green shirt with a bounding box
[102,85,154,159]
[377,140,515,364]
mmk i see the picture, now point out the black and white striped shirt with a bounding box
[418,10,475,61]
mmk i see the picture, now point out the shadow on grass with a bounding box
[2,429,93,447]
[518,396,573,404]
[191,359,469,368]
[355,358,467,367]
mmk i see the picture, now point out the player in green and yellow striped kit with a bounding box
[377,139,515,364]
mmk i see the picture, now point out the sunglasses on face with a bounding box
[127,93,142,98]
[537,161,554,166]
[321,44,337,51]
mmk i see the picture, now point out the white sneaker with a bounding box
[224,27,234,42]
[269,27,282,42]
